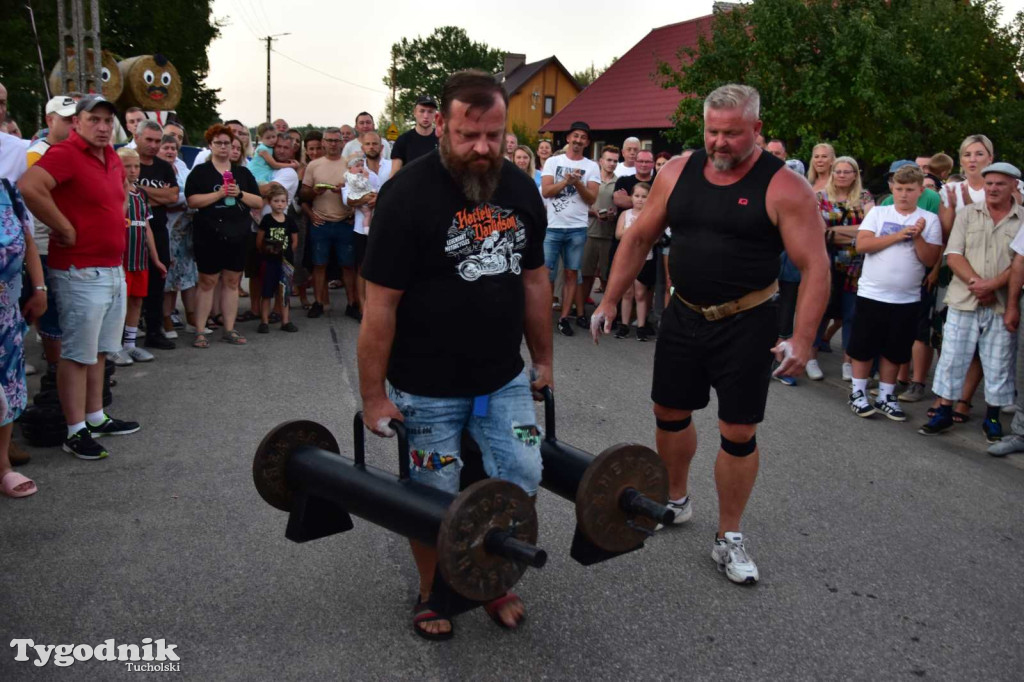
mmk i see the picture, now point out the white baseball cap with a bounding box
[45,95,77,117]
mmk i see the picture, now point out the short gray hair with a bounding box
[324,127,341,135]
[623,136,640,147]
[137,119,164,135]
[703,84,760,120]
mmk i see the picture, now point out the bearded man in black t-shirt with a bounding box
[359,70,552,639]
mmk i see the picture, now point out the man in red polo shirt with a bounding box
[19,95,141,461]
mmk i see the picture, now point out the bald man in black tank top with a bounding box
[591,84,829,585]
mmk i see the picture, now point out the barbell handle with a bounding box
[619,487,675,525]
[540,386,555,441]
[484,529,548,568]
[353,412,410,479]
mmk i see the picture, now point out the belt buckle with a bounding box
[703,304,725,321]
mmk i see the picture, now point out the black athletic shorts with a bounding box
[846,296,918,365]
[652,297,779,425]
[194,228,247,275]
[637,258,656,288]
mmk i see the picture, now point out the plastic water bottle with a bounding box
[223,170,235,206]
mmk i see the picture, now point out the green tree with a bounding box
[0,1,221,138]
[573,57,616,88]
[657,0,1024,168]
[383,26,505,125]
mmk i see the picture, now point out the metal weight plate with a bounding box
[575,444,669,553]
[253,420,340,512]
[436,479,539,602]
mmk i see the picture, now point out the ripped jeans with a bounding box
[388,370,543,496]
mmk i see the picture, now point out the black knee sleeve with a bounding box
[656,416,692,432]
[721,434,757,457]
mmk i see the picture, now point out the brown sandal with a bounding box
[192,334,210,349]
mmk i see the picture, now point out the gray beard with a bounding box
[710,144,756,171]
[439,136,503,204]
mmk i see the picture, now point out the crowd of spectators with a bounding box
[2,73,1023,499]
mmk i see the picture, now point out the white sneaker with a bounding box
[26,363,37,376]
[126,346,155,362]
[805,359,824,381]
[108,349,134,366]
[1001,404,1019,415]
[841,363,853,381]
[161,327,178,340]
[654,497,693,531]
[184,324,213,335]
[711,532,759,585]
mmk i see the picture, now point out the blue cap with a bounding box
[887,159,918,176]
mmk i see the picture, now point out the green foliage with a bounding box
[510,121,538,151]
[0,1,221,137]
[657,0,1024,168]
[383,26,505,125]
[573,57,617,88]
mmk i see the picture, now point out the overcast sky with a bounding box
[206,0,1024,128]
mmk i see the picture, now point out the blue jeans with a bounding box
[543,228,587,281]
[388,370,543,495]
[49,265,126,364]
[310,220,355,267]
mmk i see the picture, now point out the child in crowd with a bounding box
[110,148,166,366]
[256,183,299,334]
[847,165,942,421]
[344,154,376,229]
[613,182,656,341]
[929,153,954,180]
[247,122,299,184]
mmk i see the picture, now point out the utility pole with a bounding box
[262,33,290,123]
[390,52,397,124]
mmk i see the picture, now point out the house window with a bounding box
[641,139,653,150]
[591,142,605,159]
[544,96,555,116]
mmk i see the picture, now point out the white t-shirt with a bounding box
[857,205,943,304]
[614,162,636,178]
[259,167,300,219]
[343,137,391,161]
[622,209,653,260]
[942,179,1024,212]
[1011,227,1024,258]
[541,155,601,229]
[0,131,29,182]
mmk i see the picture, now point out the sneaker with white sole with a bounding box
[873,395,907,422]
[162,327,178,340]
[899,382,927,403]
[711,532,759,585]
[842,363,853,381]
[126,346,155,362]
[988,434,1024,457]
[184,323,214,335]
[108,349,134,366]
[654,497,693,530]
[849,390,876,418]
[805,359,824,381]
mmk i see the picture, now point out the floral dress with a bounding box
[0,179,29,426]
[817,190,873,293]
[164,166,198,292]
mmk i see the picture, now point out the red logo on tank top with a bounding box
[738,198,749,206]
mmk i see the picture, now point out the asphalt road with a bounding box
[3,292,1023,681]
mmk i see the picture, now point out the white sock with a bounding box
[670,495,688,506]
[68,421,87,438]
[879,382,896,402]
[852,378,868,396]
[123,326,138,349]
[86,411,106,425]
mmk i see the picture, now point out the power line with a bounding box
[270,48,390,95]
[231,0,262,39]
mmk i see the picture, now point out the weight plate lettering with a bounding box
[437,479,538,602]
[253,420,340,511]
[575,444,668,552]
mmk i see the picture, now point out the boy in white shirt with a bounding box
[848,165,943,420]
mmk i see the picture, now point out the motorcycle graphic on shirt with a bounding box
[445,203,527,281]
